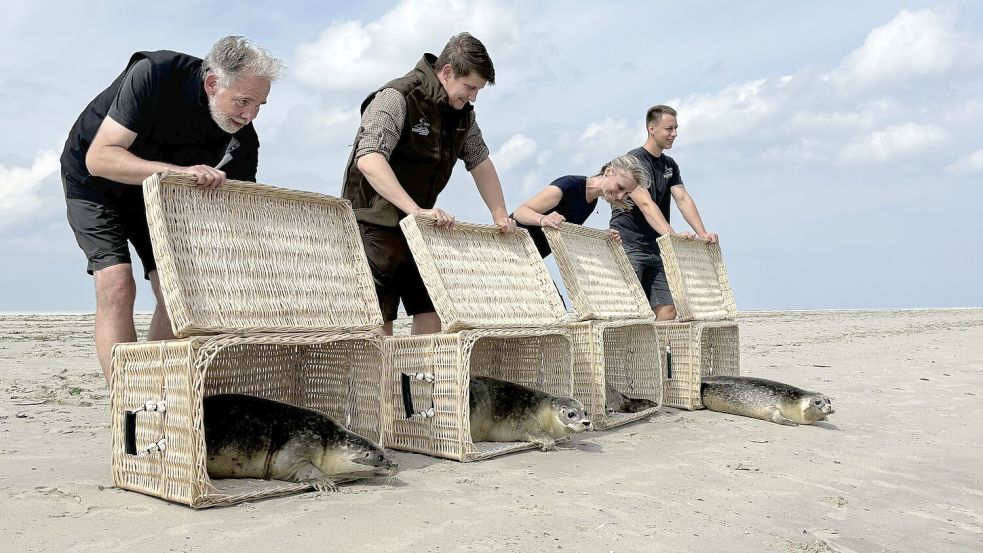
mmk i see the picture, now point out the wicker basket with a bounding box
[110,173,386,507]
[143,172,382,336]
[400,215,569,331]
[655,321,740,410]
[111,332,383,507]
[383,215,574,461]
[381,328,573,461]
[655,234,740,409]
[656,234,736,322]
[545,225,662,429]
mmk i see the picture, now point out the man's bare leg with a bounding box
[93,264,138,385]
[380,320,394,336]
[411,312,441,335]
[653,304,677,321]
[147,271,175,341]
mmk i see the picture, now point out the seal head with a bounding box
[605,382,659,414]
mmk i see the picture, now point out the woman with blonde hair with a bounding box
[512,154,651,258]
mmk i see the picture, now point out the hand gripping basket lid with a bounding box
[543,224,652,321]
[143,172,383,336]
[655,234,737,321]
[399,214,569,332]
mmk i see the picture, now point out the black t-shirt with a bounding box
[60,50,259,201]
[609,146,682,253]
[514,175,596,258]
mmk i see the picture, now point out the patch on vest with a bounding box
[411,117,430,136]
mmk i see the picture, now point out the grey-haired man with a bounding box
[60,36,283,384]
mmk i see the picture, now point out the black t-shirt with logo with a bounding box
[609,146,683,253]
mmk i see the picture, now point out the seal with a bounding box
[605,382,659,414]
[468,376,591,450]
[700,375,834,426]
[204,394,397,491]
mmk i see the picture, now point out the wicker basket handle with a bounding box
[124,400,168,456]
[399,373,436,419]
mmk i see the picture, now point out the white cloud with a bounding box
[759,138,829,164]
[565,117,640,165]
[669,76,791,145]
[293,0,528,92]
[491,133,537,173]
[946,149,983,174]
[838,123,948,164]
[784,99,903,134]
[0,150,60,229]
[831,9,983,95]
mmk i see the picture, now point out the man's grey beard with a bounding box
[208,95,247,134]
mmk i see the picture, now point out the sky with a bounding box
[2,0,982,312]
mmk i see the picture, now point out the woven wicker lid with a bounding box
[543,224,652,321]
[656,234,737,321]
[399,214,568,331]
[143,172,383,337]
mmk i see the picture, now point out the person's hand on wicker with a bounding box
[416,207,455,228]
[539,211,566,229]
[699,231,719,244]
[183,164,227,189]
[494,215,516,234]
[608,228,622,244]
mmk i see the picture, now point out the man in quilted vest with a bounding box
[342,32,516,336]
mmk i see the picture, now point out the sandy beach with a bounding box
[1,308,980,552]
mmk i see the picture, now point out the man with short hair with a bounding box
[343,32,516,336]
[61,36,283,384]
[610,105,719,321]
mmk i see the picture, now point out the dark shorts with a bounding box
[622,243,673,308]
[359,222,435,321]
[63,172,156,280]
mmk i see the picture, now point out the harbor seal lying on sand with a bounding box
[605,382,659,414]
[469,376,591,451]
[204,394,397,491]
[700,376,834,426]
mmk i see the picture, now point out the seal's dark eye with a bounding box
[814,399,822,405]
[567,411,576,419]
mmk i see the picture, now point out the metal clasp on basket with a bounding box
[400,373,436,419]
[124,400,168,456]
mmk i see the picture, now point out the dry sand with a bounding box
[1,309,981,552]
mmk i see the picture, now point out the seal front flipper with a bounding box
[288,460,338,492]
[769,410,799,427]
[524,430,557,452]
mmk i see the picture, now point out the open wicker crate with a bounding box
[110,172,386,507]
[544,224,662,429]
[380,215,574,461]
[382,328,572,461]
[655,234,740,410]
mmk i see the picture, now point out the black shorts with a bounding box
[63,172,156,280]
[358,222,435,321]
[622,243,673,308]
